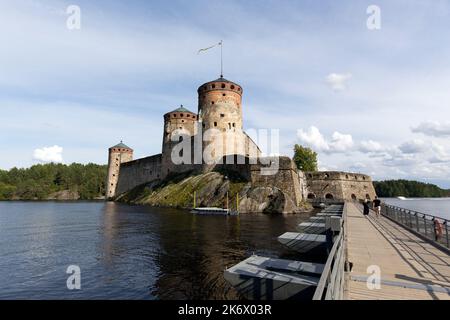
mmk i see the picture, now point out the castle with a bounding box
[106,76,376,210]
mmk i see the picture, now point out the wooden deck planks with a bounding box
[345,202,450,300]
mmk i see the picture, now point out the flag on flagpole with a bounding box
[197,41,222,54]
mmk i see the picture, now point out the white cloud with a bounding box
[297,126,329,151]
[297,126,353,153]
[330,132,354,152]
[412,121,450,137]
[33,145,63,163]
[398,139,428,154]
[325,73,352,91]
[358,140,384,153]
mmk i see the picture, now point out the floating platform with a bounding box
[309,216,325,222]
[224,255,323,300]
[297,222,327,234]
[278,232,328,253]
[190,207,238,215]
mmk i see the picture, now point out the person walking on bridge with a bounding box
[363,199,370,217]
[373,196,381,218]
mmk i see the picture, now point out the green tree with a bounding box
[0,163,108,200]
[293,144,318,172]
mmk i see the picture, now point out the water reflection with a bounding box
[0,201,313,300]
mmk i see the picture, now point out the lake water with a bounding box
[0,201,315,300]
[382,198,450,220]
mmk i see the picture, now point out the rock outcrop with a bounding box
[116,171,311,214]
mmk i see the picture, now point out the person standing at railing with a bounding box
[363,199,370,217]
[373,196,381,219]
[433,218,444,241]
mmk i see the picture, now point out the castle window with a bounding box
[220,114,225,117]
[231,85,235,89]
[228,123,231,129]
[180,114,183,117]
[355,176,358,180]
[214,122,217,127]
[182,120,184,123]
[223,93,226,96]
[173,114,177,117]
[238,87,241,91]
[211,101,215,105]
[307,193,316,199]
[212,84,216,89]
[221,83,226,88]
[346,175,349,179]
[232,123,235,127]
[325,193,334,199]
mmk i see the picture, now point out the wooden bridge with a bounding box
[317,202,450,300]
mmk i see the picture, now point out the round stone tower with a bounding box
[106,141,133,199]
[197,77,243,132]
[161,106,198,177]
[197,77,245,162]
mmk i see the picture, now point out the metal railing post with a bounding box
[445,221,449,248]
[415,213,419,233]
[424,215,427,238]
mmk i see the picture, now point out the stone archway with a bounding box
[307,193,316,199]
[325,193,334,200]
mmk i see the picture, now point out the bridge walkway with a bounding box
[345,202,450,300]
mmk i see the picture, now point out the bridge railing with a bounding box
[382,204,450,249]
[312,202,347,300]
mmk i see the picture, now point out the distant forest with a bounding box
[374,179,450,198]
[0,163,107,200]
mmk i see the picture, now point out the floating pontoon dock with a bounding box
[297,222,327,234]
[191,207,237,215]
[224,255,324,300]
[277,232,328,253]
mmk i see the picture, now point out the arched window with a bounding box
[221,83,226,88]
[307,193,316,199]
[231,85,235,89]
[325,193,334,199]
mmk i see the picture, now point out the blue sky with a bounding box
[2,0,450,187]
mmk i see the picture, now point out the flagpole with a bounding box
[220,40,223,78]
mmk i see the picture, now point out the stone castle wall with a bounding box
[116,154,163,195]
[305,171,376,201]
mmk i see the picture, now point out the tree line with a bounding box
[374,179,450,198]
[0,163,107,200]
